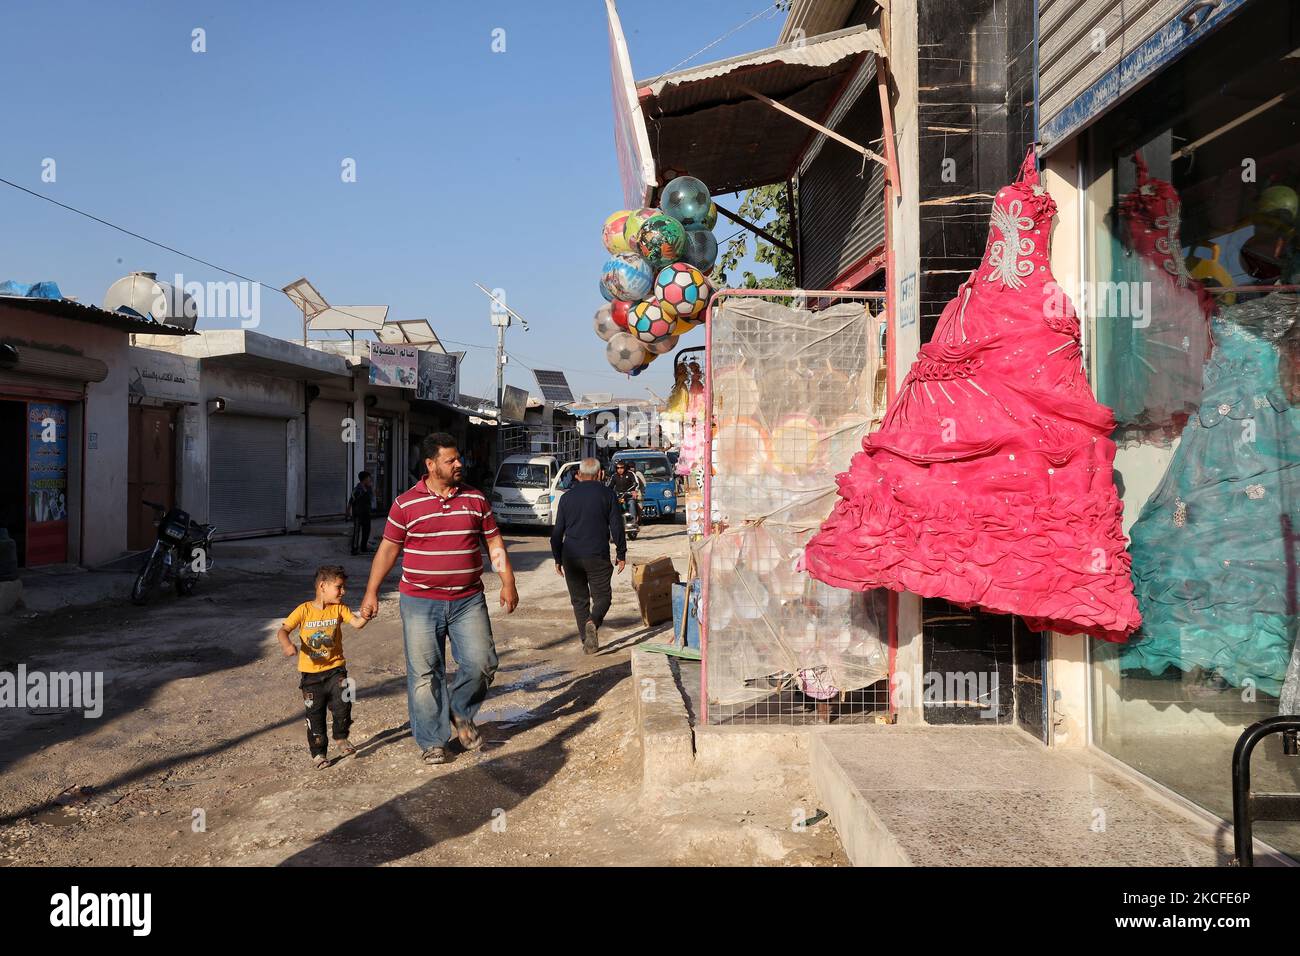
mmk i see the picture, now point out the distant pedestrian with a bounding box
[359,432,519,766]
[552,457,626,654]
[347,471,374,555]
[277,564,370,769]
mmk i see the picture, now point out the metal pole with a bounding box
[496,322,505,412]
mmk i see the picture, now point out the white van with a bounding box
[488,455,579,528]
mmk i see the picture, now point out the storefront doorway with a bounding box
[365,415,394,513]
[0,400,27,565]
[127,405,176,550]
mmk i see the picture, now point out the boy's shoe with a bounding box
[422,746,449,765]
[583,621,599,654]
[335,739,357,758]
[452,716,483,752]
[312,754,329,770]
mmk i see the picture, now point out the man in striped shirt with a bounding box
[359,432,518,765]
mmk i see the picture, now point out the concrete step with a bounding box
[809,724,1277,866]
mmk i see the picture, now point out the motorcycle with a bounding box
[615,491,640,541]
[131,501,216,605]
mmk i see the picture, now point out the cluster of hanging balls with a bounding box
[596,176,718,376]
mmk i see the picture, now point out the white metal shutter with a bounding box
[1039,0,1231,146]
[307,400,349,518]
[208,415,287,535]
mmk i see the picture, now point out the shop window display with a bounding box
[1085,7,1300,858]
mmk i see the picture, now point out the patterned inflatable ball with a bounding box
[622,207,660,247]
[610,299,631,330]
[661,176,712,229]
[654,262,709,321]
[681,228,718,271]
[602,210,633,255]
[630,300,676,345]
[599,253,654,302]
[606,331,648,373]
[634,214,687,268]
[593,303,622,342]
[671,315,696,336]
[645,333,679,355]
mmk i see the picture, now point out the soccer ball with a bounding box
[654,262,709,321]
[661,176,711,229]
[671,316,696,336]
[645,333,679,355]
[610,299,630,330]
[602,210,633,255]
[593,304,622,342]
[606,332,648,373]
[681,229,718,271]
[600,253,654,302]
[630,300,676,345]
[634,214,687,268]
[622,207,660,247]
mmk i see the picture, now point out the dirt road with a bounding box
[0,519,844,866]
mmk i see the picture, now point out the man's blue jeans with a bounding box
[399,591,498,751]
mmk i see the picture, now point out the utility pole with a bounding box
[474,282,529,414]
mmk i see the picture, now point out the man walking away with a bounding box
[359,433,519,766]
[347,471,374,555]
[552,458,626,654]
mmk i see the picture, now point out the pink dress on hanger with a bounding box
[802,148,1141,641]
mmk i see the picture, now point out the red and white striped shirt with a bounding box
[383,482,501,599]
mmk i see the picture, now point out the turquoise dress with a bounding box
[1122,294,1300,701]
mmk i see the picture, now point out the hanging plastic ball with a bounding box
[661,176,712,230]
[606,331,648,373]
[599,281,614,303]
[629,353,657,376]
[622,207,660,247]
[602,210,634,255]
[645,333,679,355]
[610,299,631,330]
[634,214,687,269]
[681,228,718,271]
[687,201,718,231]
[593,303,622,342]
[629,299,676,345]
[599,252,654,302]
[654,262,709,321]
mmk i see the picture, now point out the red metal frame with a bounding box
[701,288,886,724]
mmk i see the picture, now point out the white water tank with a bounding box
[103,272,198,330]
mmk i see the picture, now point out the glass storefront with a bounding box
[1081,0,1300,858]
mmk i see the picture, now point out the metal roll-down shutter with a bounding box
[208,415,287,535]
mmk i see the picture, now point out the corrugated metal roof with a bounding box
[0,295,193,335]
[635,24,883,196]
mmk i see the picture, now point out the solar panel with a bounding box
[533,369,574,405]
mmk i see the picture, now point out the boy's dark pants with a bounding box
[350,514,371,554]
[300,666,352,758]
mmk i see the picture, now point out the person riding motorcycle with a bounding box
[607,461,642,521]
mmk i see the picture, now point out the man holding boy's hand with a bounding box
[360,432,516,767]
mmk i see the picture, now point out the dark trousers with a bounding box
[562,554,614,637]
[300,666,352,757]
[350,514,371,554]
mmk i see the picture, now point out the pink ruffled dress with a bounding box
[802,149,1141,641]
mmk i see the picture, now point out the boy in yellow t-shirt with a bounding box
[278,565,370,769]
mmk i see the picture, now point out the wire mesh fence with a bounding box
[700,292,894,725]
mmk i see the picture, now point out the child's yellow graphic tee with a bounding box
[283,602,354,673]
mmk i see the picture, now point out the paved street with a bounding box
[0,520,843,866]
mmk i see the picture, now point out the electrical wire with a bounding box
[663,2,782,74]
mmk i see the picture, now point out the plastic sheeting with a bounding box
[701,297,889,715]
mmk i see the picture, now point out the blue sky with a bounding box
[0,0,786,401]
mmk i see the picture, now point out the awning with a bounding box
[627,23,884,199]
[0,295,194,335]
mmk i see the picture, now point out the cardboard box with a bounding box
[632,556,679,626]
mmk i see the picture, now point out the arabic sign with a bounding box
[368,342,418,388]
[28,402,68,524]
[416,350,459,403]
[128,347,201,403]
